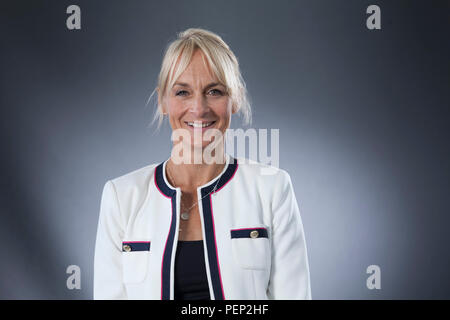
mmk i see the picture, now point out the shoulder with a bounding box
[104,162,161,203]
[234,158,297,218]
[235,157,292,185]
[99,162,162,222]
[234,157,293,199]
[109,163,159,187]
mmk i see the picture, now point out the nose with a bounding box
[188,93,210,117]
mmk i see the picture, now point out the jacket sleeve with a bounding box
[93,180,127,299]
[267,170,312,299]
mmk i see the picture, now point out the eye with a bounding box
[208,89,223,96]
[175,90,188,96]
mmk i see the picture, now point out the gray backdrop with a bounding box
[1,0,449,299]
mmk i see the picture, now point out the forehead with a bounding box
[173,49,217,83]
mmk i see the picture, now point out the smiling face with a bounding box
[159,49,235,151]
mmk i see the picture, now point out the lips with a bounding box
[184,121,216,128]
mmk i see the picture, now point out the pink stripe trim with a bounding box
[213,161,238,194]
[209,195,225,299]
[230,227,267,232]
[122,241,151,244]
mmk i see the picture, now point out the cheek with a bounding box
[167,98,181,112]
[215,98,233,121]
[166,99,185,120]
[216,110,232,133]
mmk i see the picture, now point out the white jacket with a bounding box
[94,154,311,300]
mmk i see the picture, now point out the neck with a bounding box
[166,147,227,190]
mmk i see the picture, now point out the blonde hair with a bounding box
[147,28,252,131]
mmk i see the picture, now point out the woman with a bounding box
[94,28,311,300]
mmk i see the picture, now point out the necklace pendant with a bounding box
[180,212,190,221]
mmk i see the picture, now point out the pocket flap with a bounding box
[230,227,268,239]
[122,241,151,252]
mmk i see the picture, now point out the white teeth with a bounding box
[187,121,214,128]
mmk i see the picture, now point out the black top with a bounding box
[174,240,211,300]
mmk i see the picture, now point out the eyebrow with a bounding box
[173,82,224,90]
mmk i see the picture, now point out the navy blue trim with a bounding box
[155,161,176,198]
[201,156,238,195]
[155,161,177,300]
[122,241,151,251]
[200,193,224,300]
[199,157,238,300]
[230,228,268,239]
[161,195,177,300]
[156,157,237,197]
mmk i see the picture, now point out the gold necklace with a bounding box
[166,162,222,221]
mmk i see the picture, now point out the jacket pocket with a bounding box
[230,227,270,270]
[121,241,151,284]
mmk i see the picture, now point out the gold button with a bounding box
[250,230,259,238]
[123,244,131,252]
